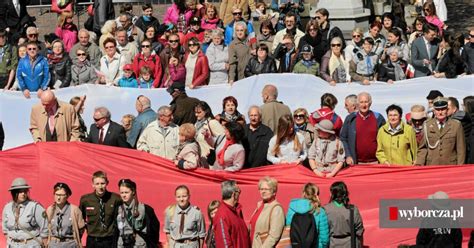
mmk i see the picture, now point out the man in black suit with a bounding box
[86,107,130,148]
[0,0,33,44]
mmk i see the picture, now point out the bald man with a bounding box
[260,84,291,132]
[29,90,81,142]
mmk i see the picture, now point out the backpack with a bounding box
[138,204,160,248]
[290,212,318,248]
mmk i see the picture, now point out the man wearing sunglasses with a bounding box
[86,106,130,148]
[314,8,345,53]
[25,26,47,57]
[224,7,255,46]
[462,28,474,74]
[17,41,49,99]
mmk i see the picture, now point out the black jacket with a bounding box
[92,0,115,34]
[135,15,160,33]
[243,123,274,168]
[170,93,200,126]
[0,0,32,42]
[0,121,4,151]
[49,54,72,89]
[86,121,130,148]
[244,56,277,77]
[319,22,345,52]
[378,59,408,82]
[297,34,325,63]
[436,49,465,78]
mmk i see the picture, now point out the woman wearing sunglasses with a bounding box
[344,27,364,63]
[320,37,351,86]
[422,1,445,36]
[184,37,209,89]
[71,48,98,85]
[132,39,163,88]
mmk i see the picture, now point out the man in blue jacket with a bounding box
[17,41,49,99]
[340,92,385,165]
[127,95,156,148]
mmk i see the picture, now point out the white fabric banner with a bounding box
[1,74,473,150]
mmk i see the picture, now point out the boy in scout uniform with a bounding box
[164,185,206,248]
[416,97,466,165]
[308,119,345,178]
[79,171,122,248]
[2,177,48,247]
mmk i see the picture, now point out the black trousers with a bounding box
[86,235,117,248]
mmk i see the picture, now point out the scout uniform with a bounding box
[79,191,122,247]
[164,204,206,248]
[117,200,146,248]
[2,178,48,248]
[416,97,466,165]
[308,119,345,173]
[46,202,85,248]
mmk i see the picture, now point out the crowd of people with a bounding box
[0,0,473,247]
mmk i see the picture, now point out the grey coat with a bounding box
[206,43,229,85]
[71,61,98,86]
[411,36,439,77]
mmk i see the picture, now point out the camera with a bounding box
[121,234,136,248]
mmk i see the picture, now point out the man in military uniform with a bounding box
[164,185,206,248]
[416,97,466,165]
[308,119,345,178]
[2,178,48,247]
[79,171,122,248]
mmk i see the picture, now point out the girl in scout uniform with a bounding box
[2,177,48,248]
[46,183,85,248]
[117,179,147,248]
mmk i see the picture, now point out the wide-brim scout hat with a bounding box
[428,191,450,209]
[315,119,335,134]
[9,178,31,191]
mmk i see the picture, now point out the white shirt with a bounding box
[101,122,111,140]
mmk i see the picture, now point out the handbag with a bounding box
[257,204,291,248]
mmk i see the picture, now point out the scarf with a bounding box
[390,60,406,81]
[294,123,307,132]
[302,59,316,68]
[217,138,236,166]
[195,119,207,132]
[142,15,151,22]
[48,53,63,64]
[328,52,346,77]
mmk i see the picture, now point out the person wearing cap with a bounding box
[79,171,122,247]
[308,119,345,177]
[244,43,277,77]
[118,63,139,88]
[46,183,85,248]
[407,104,428,145]
[376,104,418,166]
[2,177,48,247]
[137,105,180,159]
[183,16,205,45]
[25,26,48,57]
[415,97,466,165]
[0,29,18,90]
[340,92,386,165]
[293,43,320,76]
[416,191,463,247]
[17,41,50,99]
[426,90,444,119]
[167,82,200,126]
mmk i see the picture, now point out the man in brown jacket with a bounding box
[260,84,291,133]
[219,0,255,25]
[416,97,466,165]
[29,90,81,142]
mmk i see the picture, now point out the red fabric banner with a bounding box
[1,142,473,247]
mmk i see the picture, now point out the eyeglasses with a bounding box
[105,46,115,49]
[331,43,342,47]
[27,47,37,51]
[470,34,474,38]
[294,114,305,119]
[352,34,361,38]
[169,39,179,43]
[232,12,242,15]
[188,43,199,47]
[28,34,38,37]
[94,116,105,122]
[141,44,151,48]
[77,53,86,56]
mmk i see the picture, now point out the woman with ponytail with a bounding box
[117,179,147,247]
[46,183,85,247]
[324,181,364,248]
[267,114,307,165]
[285,183,329,248]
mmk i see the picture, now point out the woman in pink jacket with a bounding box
[163,0,196,34]
[423,1,445,36]
[55,11,78,52]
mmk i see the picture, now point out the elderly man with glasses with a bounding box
[17,41,49,99]
[224,7,255,46]
[86,106,130,148]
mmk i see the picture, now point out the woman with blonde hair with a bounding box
[320,37,351,86]
[249,177,285,247]
[267,114,307,164]
[99,20,117,52]
[55,11,77,52]
[205,200,220,248]
[344,27,364,62]
[286,183,329,248]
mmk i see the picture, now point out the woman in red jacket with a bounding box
[184,37,209,89]
[132,39,163,88]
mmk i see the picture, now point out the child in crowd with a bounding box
[121,114,135,138]
[118,64,138,88]
[55,10,78,52]
[138,66,154,89]
[201,30,212,54]
[174,123,201,170]
[252,2,275,22]
[163,53,186,88]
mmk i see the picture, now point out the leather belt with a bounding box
[9,237,34,243]
[175,237,198,243]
